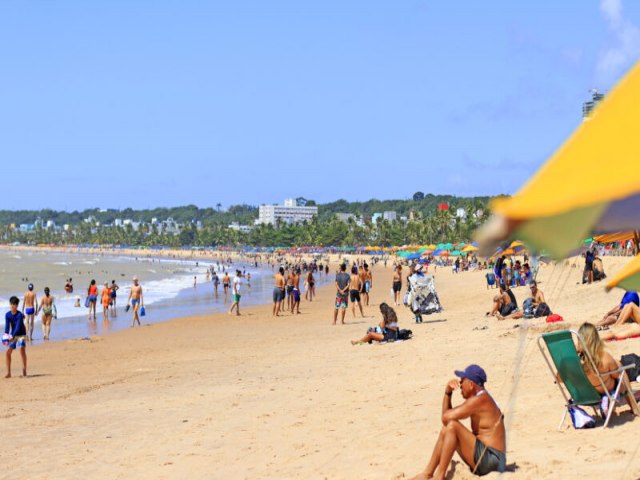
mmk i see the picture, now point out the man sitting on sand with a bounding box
[597,291,640,328]
[411,365,506,479]
[487,283,518,319]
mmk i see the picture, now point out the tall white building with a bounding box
[258,199,318,225]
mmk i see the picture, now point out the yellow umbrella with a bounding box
[606,255,640,291]
[477,62,640,258]
[462,245,479,252]
[427,244,437,250]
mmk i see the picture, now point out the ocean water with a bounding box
[0,249,330,343]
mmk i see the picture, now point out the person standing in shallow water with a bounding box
[37,287,55,341]
[127,276,144,327]
[22,283,37,341]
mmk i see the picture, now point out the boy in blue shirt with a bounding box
[5,296,27,378]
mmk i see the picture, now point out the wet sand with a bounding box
[3,253,640,479]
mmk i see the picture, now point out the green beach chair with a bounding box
[537,329,640,429]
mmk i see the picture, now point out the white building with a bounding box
[371,212,383,224]
[258,199,318,225]
[228,222,253,233]
[383,211,397,221]
[455,208,467,220]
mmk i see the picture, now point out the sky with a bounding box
[1,1,640,211]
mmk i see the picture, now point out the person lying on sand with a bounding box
[351,303,399,345]
[410,365,506,479]
[598,291,640,327]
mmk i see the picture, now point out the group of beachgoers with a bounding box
[84,277,144,326]
[333,261,373,325]
[269,260,330,317]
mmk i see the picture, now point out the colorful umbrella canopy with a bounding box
[439,250,451,256]
[477,62,640,258]
[606,255,640,291]
[462,245,479,252]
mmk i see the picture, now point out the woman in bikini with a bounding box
[351,303,399,345]
[37,287,55,341]
[101,282,111,321]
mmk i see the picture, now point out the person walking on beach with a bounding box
[410,365,506,479]
[222,272,231,296]
[110,280,119,316]
[229,270,242,316]
[127,276,144,327]
[101,282,111,321]
[363,263,373,306]
[392,264,402,306]
[5,296,27,378]
[273,267,286,317]
[333,263,350,325]
[286,269,295,312]
[22,283,37,342]
[305,270,316,302]
[350,266,365,319]
[212,271,220,294]
[37,287,55,341]
[292,268,301,314]
[87,279,98,321]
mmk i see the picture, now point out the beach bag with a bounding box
[546,314,563,323]
[398,329,413,340]
[620,353,640,382]
[84,296,90,308]
[534,302,552,317]
[568,402,596,429]
[522,298,535,319]
[140,306,146,317]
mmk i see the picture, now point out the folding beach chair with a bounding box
[538,329,640,429]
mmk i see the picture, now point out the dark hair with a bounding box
[90,279,96,285]
[379,302,398,326]
[351,266,358,274]
[9,296,19,306]
[340,263,346,272]
[44,287,50,295]
[279,267,285,274]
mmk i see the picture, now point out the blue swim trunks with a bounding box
[131,299,140,305]
[25,308,35,315]
[8,336,26,349]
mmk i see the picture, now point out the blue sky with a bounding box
[2,1,639,210]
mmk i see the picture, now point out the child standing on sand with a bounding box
[5,296,27,378]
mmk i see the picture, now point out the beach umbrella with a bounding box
[427,244,437,250]
[462,245,479,252]
[439,250,451,257]
[606,254,640,291]
[477,62,640,258]
[421,249,433,256]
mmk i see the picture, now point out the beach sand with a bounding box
[3,253,640,479]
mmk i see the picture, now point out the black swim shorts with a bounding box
[473,439,506,476]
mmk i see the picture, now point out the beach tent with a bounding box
[477,61,640,258]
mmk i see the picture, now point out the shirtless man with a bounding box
[273,267,286,317]
[22,283,38,341]
[411,365,506,479]
[286,269,296,312]
[222,272,231,296]
[349,266,364,318]
[127,276,144,327]
[358,266,367,305]
[363,264,372,306]
[305,270,315,302]
[291,268,301,314]
[487,283,517,319]
[392,264,402,306]
[529,281,546,310]
[110,280,119,316]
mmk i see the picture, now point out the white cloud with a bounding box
[596,0,640,85]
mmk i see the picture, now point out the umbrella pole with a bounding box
[634,230,640,256]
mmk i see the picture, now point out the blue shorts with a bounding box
[293,288,300,302]
[131,299,140,305]
[335,294,348,309]
[25,308,35,315]
[8,336,26,349]
[365,281,371,293]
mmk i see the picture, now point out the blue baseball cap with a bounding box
[454,364,487,387]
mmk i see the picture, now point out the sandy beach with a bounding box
[3,252,640,479]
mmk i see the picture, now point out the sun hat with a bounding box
[454,364,487,387]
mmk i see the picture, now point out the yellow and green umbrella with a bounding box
[477,62,640,258]
[606,255,640,291]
